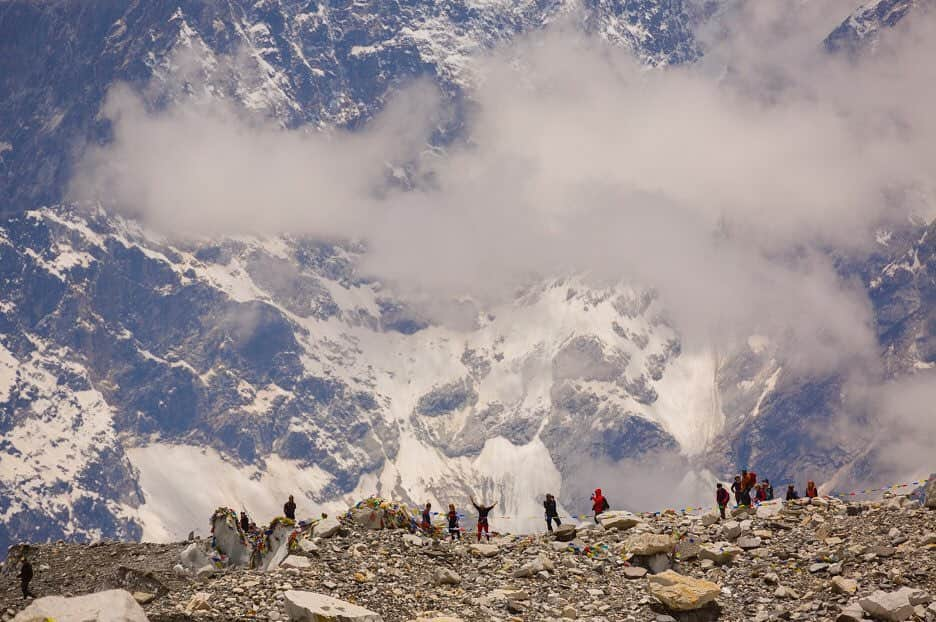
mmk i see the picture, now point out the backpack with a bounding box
[601,497,610,511]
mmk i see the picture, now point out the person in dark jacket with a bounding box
[283,495,297,520]
[19,555,34,599]
[471,497,497,542]
[240,511,250,534]
[786,484,799,501]
[731,476,743,506]
[716,483,731,519]
[544,494,561,532]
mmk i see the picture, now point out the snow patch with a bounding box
[128,444,333,540]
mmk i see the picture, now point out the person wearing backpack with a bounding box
[591,488,609,523]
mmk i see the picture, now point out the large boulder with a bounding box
[647,570,721,611]
[859,588,917,622]
[469,543,500,558]
[512,554,555,578]
[720,520,742,540]
[756,500,784,519]
[625,533,676,556]
[13,589,149,622]
[281,555,312,569]
[924,476,936,509]
[348,498,413,530]
[597,511,641,531]
[284,591,383,621]
[554,524,577,542]
[316,516,342,538]
[698,542,742,565]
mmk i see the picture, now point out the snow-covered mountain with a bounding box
[1,0,934,554]
[0,203,712,546]
[0,0,700,215]
[824,0,931,53]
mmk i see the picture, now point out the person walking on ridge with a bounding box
[240,511,250,534]
[284,495,297,520]
[716,482,730,519]
[731,476,743,507]
[591,488,609,523]
[471,497,497,542]
[544,494,561,532]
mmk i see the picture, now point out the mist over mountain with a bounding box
[1,0,934,554]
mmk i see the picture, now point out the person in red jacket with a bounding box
[716,483,731,519]
[806,481,819,498]
[591,488,609,523]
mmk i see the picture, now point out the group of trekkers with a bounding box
[418,488,613,542]
[716,469,820,519]
[421,497,499,542]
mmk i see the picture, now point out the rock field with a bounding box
[2,494,935,622]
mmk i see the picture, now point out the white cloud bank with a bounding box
[70,3,936,378]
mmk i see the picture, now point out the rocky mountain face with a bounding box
[824,0,931,54]
[0,0,700,216]
[1,493,935,621]
[1,0,934,556]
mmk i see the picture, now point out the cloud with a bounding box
[69,2,936,375]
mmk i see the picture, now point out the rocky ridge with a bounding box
[2,491,935,622]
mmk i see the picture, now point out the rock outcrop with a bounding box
[13,589,149,622]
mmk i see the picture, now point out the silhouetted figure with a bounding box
[544,494,561,532]
[240,511,250,533]
[786,484,799,501]
[284,495,297,520]
[19,557,34,599]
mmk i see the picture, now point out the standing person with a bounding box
[19,554,34,599]
[731,476,743,506]
[716,483,731,519]
[591,488,609,523]
[471,497,497,542]
[447,504,461,541]
[786,484,799,500]
[240,511,250,533]
[755,483,767,504]
[283,495,297,520]
[806,481,819,499]
[421,503,432,534]
[544,494,561,532]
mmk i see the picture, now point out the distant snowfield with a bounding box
[127,445,336,541]
[128,434,565,540]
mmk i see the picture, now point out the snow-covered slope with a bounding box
[824,0,931,53]
[0,204,719,544]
